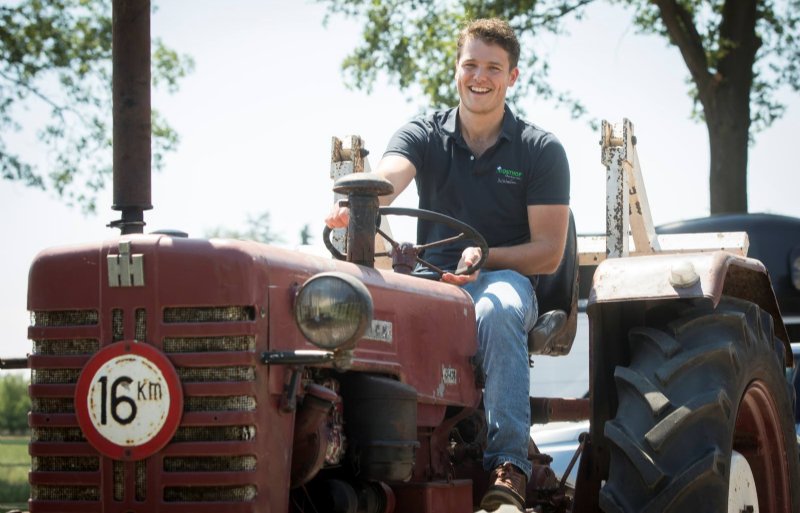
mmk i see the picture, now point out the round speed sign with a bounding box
[75,341,183,461]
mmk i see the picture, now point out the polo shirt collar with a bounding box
[443,104,517,143]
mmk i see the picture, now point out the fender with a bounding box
[587,250,791,361]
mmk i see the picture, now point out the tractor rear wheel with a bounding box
[599,296,800,513]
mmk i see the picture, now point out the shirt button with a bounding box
[470,155,475,160]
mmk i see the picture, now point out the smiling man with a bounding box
[326,18,570,511]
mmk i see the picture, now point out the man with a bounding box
[327,18,570,511]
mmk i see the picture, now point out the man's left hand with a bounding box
[442,247,482,286]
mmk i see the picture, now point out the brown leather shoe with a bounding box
[480,462,527,511]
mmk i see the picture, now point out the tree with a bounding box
[0,0,193,212]
[300,223,313,246]
[0,374,30,434]
[319,0,800,214]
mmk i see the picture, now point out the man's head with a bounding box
[457,18,520,70]
[455,18,520,118]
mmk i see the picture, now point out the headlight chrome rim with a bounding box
[293,272,373,350]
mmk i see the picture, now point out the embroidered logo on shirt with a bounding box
[495,166,522,185]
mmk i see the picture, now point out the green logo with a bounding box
[495,166,522,183]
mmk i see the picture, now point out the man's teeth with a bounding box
[470,87,490,93]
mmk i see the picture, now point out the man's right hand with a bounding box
[325,202,350,228]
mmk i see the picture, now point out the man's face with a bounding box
[455,36,519,117]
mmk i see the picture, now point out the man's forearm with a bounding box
[484,241,563,276]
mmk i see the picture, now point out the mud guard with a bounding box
[588,250,791,361]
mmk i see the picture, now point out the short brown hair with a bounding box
[457,18,520,69]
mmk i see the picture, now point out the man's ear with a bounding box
[509,67,520,86]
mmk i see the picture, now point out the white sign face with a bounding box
[85,354,171,446]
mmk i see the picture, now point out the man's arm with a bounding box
[442,204,569,285]
[486,204,569,275]
[376,155,416,206]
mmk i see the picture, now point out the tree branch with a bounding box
[537,0,599,24]
[652,0,714,95]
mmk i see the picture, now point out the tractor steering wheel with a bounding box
[323,206,489,277]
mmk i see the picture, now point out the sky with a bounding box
[1,0,799,360]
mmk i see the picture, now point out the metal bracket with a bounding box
[107,241,145,287]
[578,119,748,266]
[601,119,660,259]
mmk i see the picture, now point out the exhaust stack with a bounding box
[110,0,152,234]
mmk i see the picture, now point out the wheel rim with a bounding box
[728,451,758,513]
[733,380,793,512]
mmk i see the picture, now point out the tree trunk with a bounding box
[656,0,759,215]
[702,0,759,215]
[705,90,751,214]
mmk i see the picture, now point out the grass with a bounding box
[0,435,30,512]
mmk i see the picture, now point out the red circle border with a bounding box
[74,341,183,461]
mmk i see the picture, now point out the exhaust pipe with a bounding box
[110,0,152,234]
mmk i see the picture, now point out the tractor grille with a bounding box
[163,306,255,323]
[32,456,99,472]
[31,427,86,442]
[164,335,255,352]
[29,302,261,507]
[164,455,257,472]
[164,485,258,502]
[30,309,104,504]
[33,338,99,355]
[184,396,257,411]
[171,425,256,442]
[162,305,259,504]
[31,310,99,327]
[31,485,100,501]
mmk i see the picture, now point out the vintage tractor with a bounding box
[7,1,800,512]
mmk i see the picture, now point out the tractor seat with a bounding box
[528,209,579,356]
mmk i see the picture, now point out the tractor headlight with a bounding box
[294,272,373,350]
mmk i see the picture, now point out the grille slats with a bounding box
[164,335,255,353]
[164,455,256,472]
[32,456,99,472]
[31,485,100,501]
[164,485,257,502]
[32,310,98,327]
[164,306,255,323]
[184,396,256,412]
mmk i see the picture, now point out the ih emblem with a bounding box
[107,241,144,287]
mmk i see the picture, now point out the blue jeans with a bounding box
[464,269,537,479]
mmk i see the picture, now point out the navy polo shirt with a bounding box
[384,104,570,274]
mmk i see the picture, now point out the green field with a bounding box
[0,436,29,513]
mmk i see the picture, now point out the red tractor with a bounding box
[11,2,800,512]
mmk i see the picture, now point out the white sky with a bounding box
[1,0,798,359]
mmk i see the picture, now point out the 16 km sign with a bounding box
[75,341,183,461]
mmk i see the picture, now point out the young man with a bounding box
[327,18,570,511]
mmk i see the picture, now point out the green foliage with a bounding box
[0,436,30,507]
[319,0,799,131]
[206,211,285,244]
[608,0,800,133]
[320,0,602,118]
[0,0,194,212]
[0,375,30,435]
